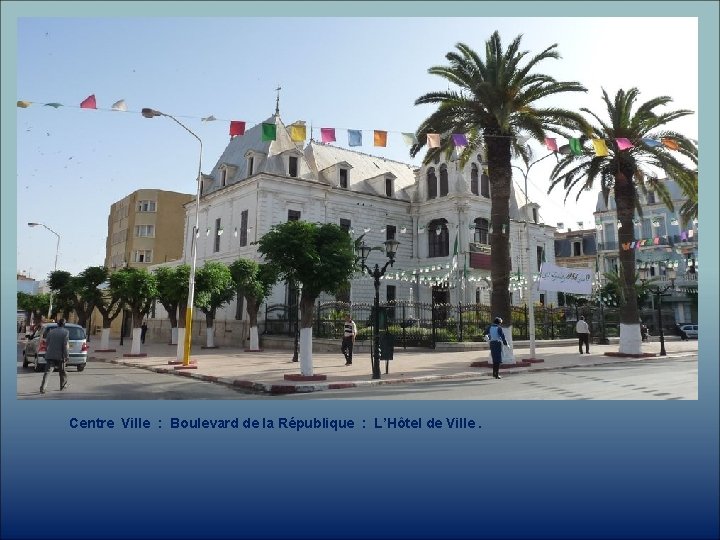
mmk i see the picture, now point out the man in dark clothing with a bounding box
[141,321,148,344]
[40,319,69,394]
[486,317,508,379]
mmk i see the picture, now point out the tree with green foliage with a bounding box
[154,264,190,346]
[95,283,124,351]
[548,88,696,354]
[257,221,356,376]
[109,267,157,354]
[17,292,49,329]
[194,261,236,348]
[411,32,588,336]
[229,258,279,351]
[71,266,108,336]
[47,270,75,319]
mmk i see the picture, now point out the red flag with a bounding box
[545,137,558,152]
[230,121,246,137]
[80,94,97,109]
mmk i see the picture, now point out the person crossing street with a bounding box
[40,318,70,394]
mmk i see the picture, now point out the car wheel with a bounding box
[77,365,85,372]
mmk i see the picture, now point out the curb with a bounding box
[88,351,697,395]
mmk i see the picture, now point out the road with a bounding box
[17,343,697,400]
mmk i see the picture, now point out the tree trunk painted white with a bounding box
[176,328,185,362]
[249,326,260,351]
[130,327,142,355]
[100,328,111,350]
[171,327,178,345]
[619,323,642,355]
[503,325,516,364]
[300,327,313,376]
[206,327,215,348]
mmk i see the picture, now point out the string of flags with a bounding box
[17,95,688,153]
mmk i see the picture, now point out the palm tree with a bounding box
[548,88,697,354]
[411,32,588,332]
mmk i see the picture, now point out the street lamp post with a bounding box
[639,266,675,357]
[27,222,60,319]
[142,108,202,369]
[356,239,399,380]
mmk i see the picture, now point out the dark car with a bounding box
[23,323,88,371]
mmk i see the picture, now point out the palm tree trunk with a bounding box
[615,175,642,354]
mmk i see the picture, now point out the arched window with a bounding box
[427,168,437,200]
[439,164,449,197]
[474,218,489,245]
[428,218,449,258]
[480,171,490,198]
[470,164,479,195]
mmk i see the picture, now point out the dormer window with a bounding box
[385,177,394,197]
[340,168,349,189]
[289,156,298,178]
[221,168,227,187]
[532,207,538,224]
[247,156,255,177]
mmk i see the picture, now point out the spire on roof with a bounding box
[275,85,281,116]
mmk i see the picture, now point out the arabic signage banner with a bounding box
[537,263,593,294]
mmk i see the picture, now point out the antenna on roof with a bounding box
[275,85,282,116]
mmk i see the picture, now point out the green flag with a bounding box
[569,138,583,155]
[262,123,277,141]
[451,233,459,270]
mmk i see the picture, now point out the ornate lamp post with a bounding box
[356,239,399,379]
[639,265,675,357]
[142,108,202,369]
[27,222,60,319]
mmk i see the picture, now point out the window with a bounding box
[474,218,489,245]
[470,164,479,195]
[247,156,255,177]
[340,168,348,189]
[134,224,155,237]
[427,168,437,199]
[235,290,244,320]
[214,218,221,252]
[137,200,156,212]
[288,210,301,222]
[134,250,153,263]
[439,165,449,197]
[386,225,396,241]
[289,156,298,178]
[340,218,351,232]
[428,219,449,258]
[532,208,538,224]
[240,210,248,247]
[385,178,393,197]
[537,246,544,271]
[573,241,582,256]
[480,172,490,198]
[221,168,227,187]
[642,218,652,238]
[647,191,656,204]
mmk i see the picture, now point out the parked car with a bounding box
[678,324,698,340]
[23,323,88,372]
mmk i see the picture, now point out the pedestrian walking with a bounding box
[341,314,357,366]
[40,318,69,394]
[576,315,590,354]
[485,317,508,379]
[141,321,148,344]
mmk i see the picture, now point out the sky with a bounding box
[14,15,699,282]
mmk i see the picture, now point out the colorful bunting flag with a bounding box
[201,115,217,122]
[592,139,609,156]
[516,135,530,146]
[569,138,583,155]
[80,94,97,109]
[230,121,246,137]
[427,133,440,148]
[320,128,336,143]
[653,237,660,245]
[401,132,418,146]
[261,123,276,141]
[288,123,305,142]
[111,99,127,111]
[622,242,630,251]
[545,137,558,152]
[44,103,62,108]
[452,133,468,148]
[374,130,387,147]
[661,137,679,150]
[616,138,633,150]
[17,101,31,108]
[642,138,662,148]
[348,129,362,147]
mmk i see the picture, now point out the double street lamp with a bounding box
[639,265,677,357]
[27,222,60,319]
[142,108,202,369]
[356,239,399,380]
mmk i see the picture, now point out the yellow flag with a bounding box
[661,137,679,150]
[374,130,388,147]
[289,124,306,143]
[592,139,609,157]
[17,100,31,108]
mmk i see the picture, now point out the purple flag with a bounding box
[452,133,468,147]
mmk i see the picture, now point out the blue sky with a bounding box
[14,15,699,280]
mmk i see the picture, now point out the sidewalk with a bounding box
[86,337,699,395]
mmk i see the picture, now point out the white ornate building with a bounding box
[148,112,558,343]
